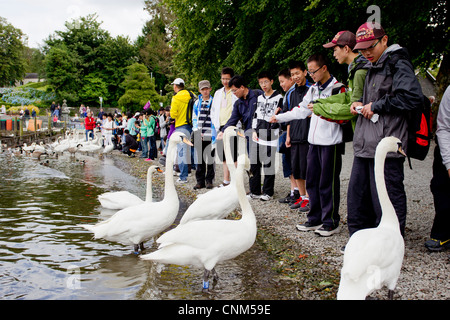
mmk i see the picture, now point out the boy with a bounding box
[347,22,424,237]
[271,53,346,236]
[284,61,311,208]
[249,71,283,201]
[277,68,297,204]
[211,67,238,187]
[192,80,215,189]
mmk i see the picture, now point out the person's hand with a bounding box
[448,168,450,178]
[217,131,224,140]
[285,135,291,148]
[307,103,314,113]
[252,131,258,142]
[350,102,363,115]
[361,102,374,120]
[269,115,278,123]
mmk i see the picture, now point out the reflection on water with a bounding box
[0,153,298,300]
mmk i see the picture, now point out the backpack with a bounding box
[388,54,432,165]
[185,90,197,126]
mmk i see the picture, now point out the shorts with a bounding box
[291,142,309,180]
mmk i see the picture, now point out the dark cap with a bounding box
[354,22,386,50]
[323,31,356,49]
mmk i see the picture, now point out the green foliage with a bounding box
[43,14,137,107]
[118,63,161,113]
[0,17,27,86]
[162,0,448,93]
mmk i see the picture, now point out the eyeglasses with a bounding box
[359,38,382,52]
[307,66,323,76]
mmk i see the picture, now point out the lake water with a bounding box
[0,152,298,300]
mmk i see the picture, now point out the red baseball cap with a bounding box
[354,22,386,50]
[323,31,356,49]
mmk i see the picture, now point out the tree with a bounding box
[162,0,449,97]
[43,14,137,106]
[139,0,176,94]
[78,73,108,107]
[118,63,161,113]
[0,17,27,87]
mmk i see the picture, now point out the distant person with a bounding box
[84,111,96,141]
[192,80,215,190]
[122,129,138,157]
[170,78,194,183]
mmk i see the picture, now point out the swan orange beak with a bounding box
[182,137,194,146]
[397,145,407,157]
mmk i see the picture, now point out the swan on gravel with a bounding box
[337,136,406,300]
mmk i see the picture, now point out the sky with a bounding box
[0,0,150,48]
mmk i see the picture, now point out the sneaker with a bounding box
[290,197,304,209]
[296,222,322,232]
[315,225,341,237]
[247,193,261,199]
[176,178,188,184]
[145,158,152,162]
[424,238,450,252]
[219,181,230,188]
[260,194,272,201]
[193,183,205,190]
[298,199,310,213]
[278,192,293,204]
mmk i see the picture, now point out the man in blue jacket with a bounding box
[218,75,263,136]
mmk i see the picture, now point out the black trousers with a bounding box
[194,138,215,185]
[249,141,276,196]
[306,144,342,229]
[430,142,450,240]
[347,156,407,237]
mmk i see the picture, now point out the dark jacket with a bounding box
[285,82,311,143]
[353,45,423,158]
[222,88,263,132]
[124,134,138,150]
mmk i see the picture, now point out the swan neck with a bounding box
[235,164,255,223]
[374,148,400,228]
[163,141,177,200]
[224,131,237,177]
[145,168,153,202]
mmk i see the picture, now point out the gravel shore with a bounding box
[114,141,449,300]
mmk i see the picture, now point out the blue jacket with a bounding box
[222,88,263,133]
[192,94,216,143]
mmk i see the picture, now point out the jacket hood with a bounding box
[375,44,406,66]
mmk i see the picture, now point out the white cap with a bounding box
[171,78,185,86]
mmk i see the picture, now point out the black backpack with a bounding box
[388,54,432,164]
[185,90,197,126]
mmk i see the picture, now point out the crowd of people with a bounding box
[167,21,449,254]
[81,21,450,254]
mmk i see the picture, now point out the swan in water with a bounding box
[97,165,162,210]
[140,153,257,291]
[179,126,246,224]
[337,136,406,300]
[79,131,192,254]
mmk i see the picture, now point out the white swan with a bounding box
[179,126,246,224]
[79,131,192,254]
[140,153,257,291]
[97,165,162,210]
[337,136,406,300]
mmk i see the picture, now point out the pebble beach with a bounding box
[114,140,449,300]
